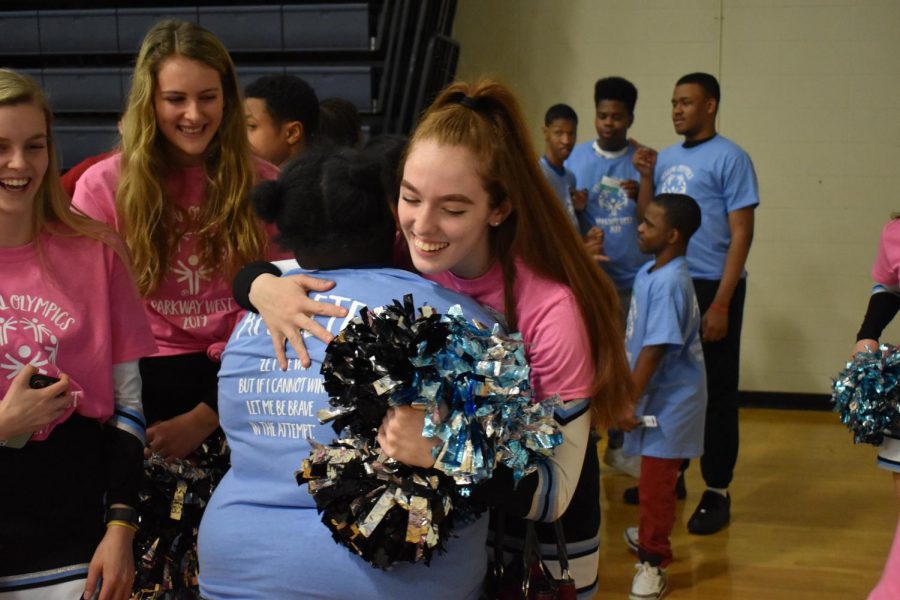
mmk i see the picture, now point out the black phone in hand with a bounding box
[0,374,64,449]
[29,373,60,389]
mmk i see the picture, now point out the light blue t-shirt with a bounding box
[539,156,579,231]
[623,257,707,459]
[199,265,496,600]
[566,141,650,289]
[654,135,759,280]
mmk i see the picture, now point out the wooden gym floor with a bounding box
[594,408,895,599]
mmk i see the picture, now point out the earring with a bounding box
[491,221,501,227]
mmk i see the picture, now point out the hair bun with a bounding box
[344,152,386,196]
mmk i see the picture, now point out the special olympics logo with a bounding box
[660,173,688,194]
[596,187,628,217]
[659,165,693,195]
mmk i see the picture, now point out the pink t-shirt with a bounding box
[429,259,594,401]
[72,154,282,357]
[872,219,900,287]
[0,233,157,440]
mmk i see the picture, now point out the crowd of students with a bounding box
[30,13,900,600]
[538,73,759,598]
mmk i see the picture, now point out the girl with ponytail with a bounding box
[384,80,632,597]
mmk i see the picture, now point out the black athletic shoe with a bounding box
[687,490,731,535]
[622,470,687,505]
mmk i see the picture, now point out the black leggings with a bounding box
[0,415,105,577]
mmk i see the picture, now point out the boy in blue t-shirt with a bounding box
[622,193,706,600]
[538,103,605,266]
[538,103,586,232]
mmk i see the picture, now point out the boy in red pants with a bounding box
[622,193,707,599]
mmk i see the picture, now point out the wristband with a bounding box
[233,261,281,313]
[106,519,139,532]
[709,303,728,314]
[105,506,139,529]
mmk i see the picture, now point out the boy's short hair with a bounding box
[653,193,702,242]
[676,72,720,103]
[318,97,363,147]
[244,74,320,135]
[544,103,578,126]
[593,77,638,114]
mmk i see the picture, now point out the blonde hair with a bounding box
[118,20,266,296]
[0,69,113,252]
[403,79,634,429]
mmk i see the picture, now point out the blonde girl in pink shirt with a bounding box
[72,20,288,597]
[0,69,156,600]
[73,20,285,459]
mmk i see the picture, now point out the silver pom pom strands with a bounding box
[296,295,562,569]
[133,432,229,597]
[832,343,900,445]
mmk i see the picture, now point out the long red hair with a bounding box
[402,79,634,429]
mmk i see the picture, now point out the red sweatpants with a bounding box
[638,455,683,567]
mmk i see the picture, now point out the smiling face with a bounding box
[594,99,632,151]
[153,55,224,166]
[398,140,509,279]
[0,101,48,236]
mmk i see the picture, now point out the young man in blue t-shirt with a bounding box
[621,193,706,600]
[566,76,651,309]
[566,76,650,479]
[633,72,759,536]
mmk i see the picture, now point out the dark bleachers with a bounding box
[235,65,372,112]
[285,66,372,112]
[282,4,370,51]
[410,34,459,130]
[0,11,41,55]
[199,6,284,52]
[54,124,120,170]
[40,68,127,113]
[38,9,119,54]
[1,1,458,169]
[117,8,200,53]
[3,4,375,55]
[378,0,456,133]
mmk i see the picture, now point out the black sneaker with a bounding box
[622,470,686,505]
[687,490,730,535]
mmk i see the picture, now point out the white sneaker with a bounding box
[624,526,639,554]
[630,562,667,600]
[603,446,641,478]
